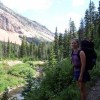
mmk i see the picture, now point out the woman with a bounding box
[71,39,90,100]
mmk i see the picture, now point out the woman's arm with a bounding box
[78,50,86,82]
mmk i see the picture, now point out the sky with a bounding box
[0,0,99,33]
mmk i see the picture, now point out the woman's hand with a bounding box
[78,76,83,83]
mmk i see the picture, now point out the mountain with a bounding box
[0,2,54,45]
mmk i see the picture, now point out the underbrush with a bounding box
[0,62,36,92]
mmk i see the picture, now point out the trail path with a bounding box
[87,78,100,100]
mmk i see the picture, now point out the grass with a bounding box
[0,60,42,93]
[0,74,24,92]
[8,63,36,77]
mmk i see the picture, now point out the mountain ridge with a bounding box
[0,2,54,45]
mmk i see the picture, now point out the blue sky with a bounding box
[1,0,99,33]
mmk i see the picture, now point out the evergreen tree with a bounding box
[48,47,57,68]
[38,43,42,60]
[20,36,27,58]
[29,42,34,59]
[2,41,7,58]
[6,39,11,58]
[37,42,47,60]
[63,30,70,58]
[98,1,100,37]
[0,42,3,60]
[93,11,99,36]
[41,42,47,60]
[78,18,85,42]
[35,45,39,60]
[84,9,90,37]
[22,72,34,98]
[69,18,76,38]
[84,1,96,39]
[98,1,100,18]
[54,27,59,61]
[98,23,100,37]
[13,42,20,58]
[89,0,95,39]
[58,33,63,46]
[58,33,63,60]
[26,41,29,57]
[10,42,15,58]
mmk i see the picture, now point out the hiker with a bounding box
[71,38,90,100]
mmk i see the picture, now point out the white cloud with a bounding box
[72,0,85,7]
[1,0,53,12]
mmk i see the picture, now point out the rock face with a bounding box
[0,2,54,45]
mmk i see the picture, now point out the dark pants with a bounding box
[73,68,90,82]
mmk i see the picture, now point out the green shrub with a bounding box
[53,83,80,100]
[0,69,6,75]
[22,57,35,63]
[0,75,24,92]
[8,64,36,77]
[23,58,76,100]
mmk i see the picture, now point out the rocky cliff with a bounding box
[0,2,54,45]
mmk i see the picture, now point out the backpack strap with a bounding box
[71,49,81,64]
[71,51,73,64]
[77,49,81,62]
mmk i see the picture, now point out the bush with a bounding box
[23,58,78,100]
[0,75,24,92]
[0,69,6,75]
[54,84,80,100]
[8,64,36,78]
[22,57,30,63]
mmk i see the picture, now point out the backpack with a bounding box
[80,40,97,70]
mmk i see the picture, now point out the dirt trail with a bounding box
[87,78,100,100]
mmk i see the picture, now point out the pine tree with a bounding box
[63,30,70,58]
[84,1,96,39]
[78,18,85,42]
[38,43,42,60]
[29,42,34,59]
[98,1,100,37]
[69,18,76,38]
[2,42,7,58]
[58,33,63,46]
[58,33,63,61]
[22,72,35,98]
[41,42,47,60]
[48,47,57,68]
[98,1,100,18]
[20,36,27,58]
[84,9,90,37]
[6,39,11,58]
[0,42,3,60]
[14,42,20,58]
[93,11,99,37]
[54,27,59,61]
[89,0,95,39]
[10,42,15,59]
[35,45,39,60]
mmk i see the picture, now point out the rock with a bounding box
[0,2,54,45]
